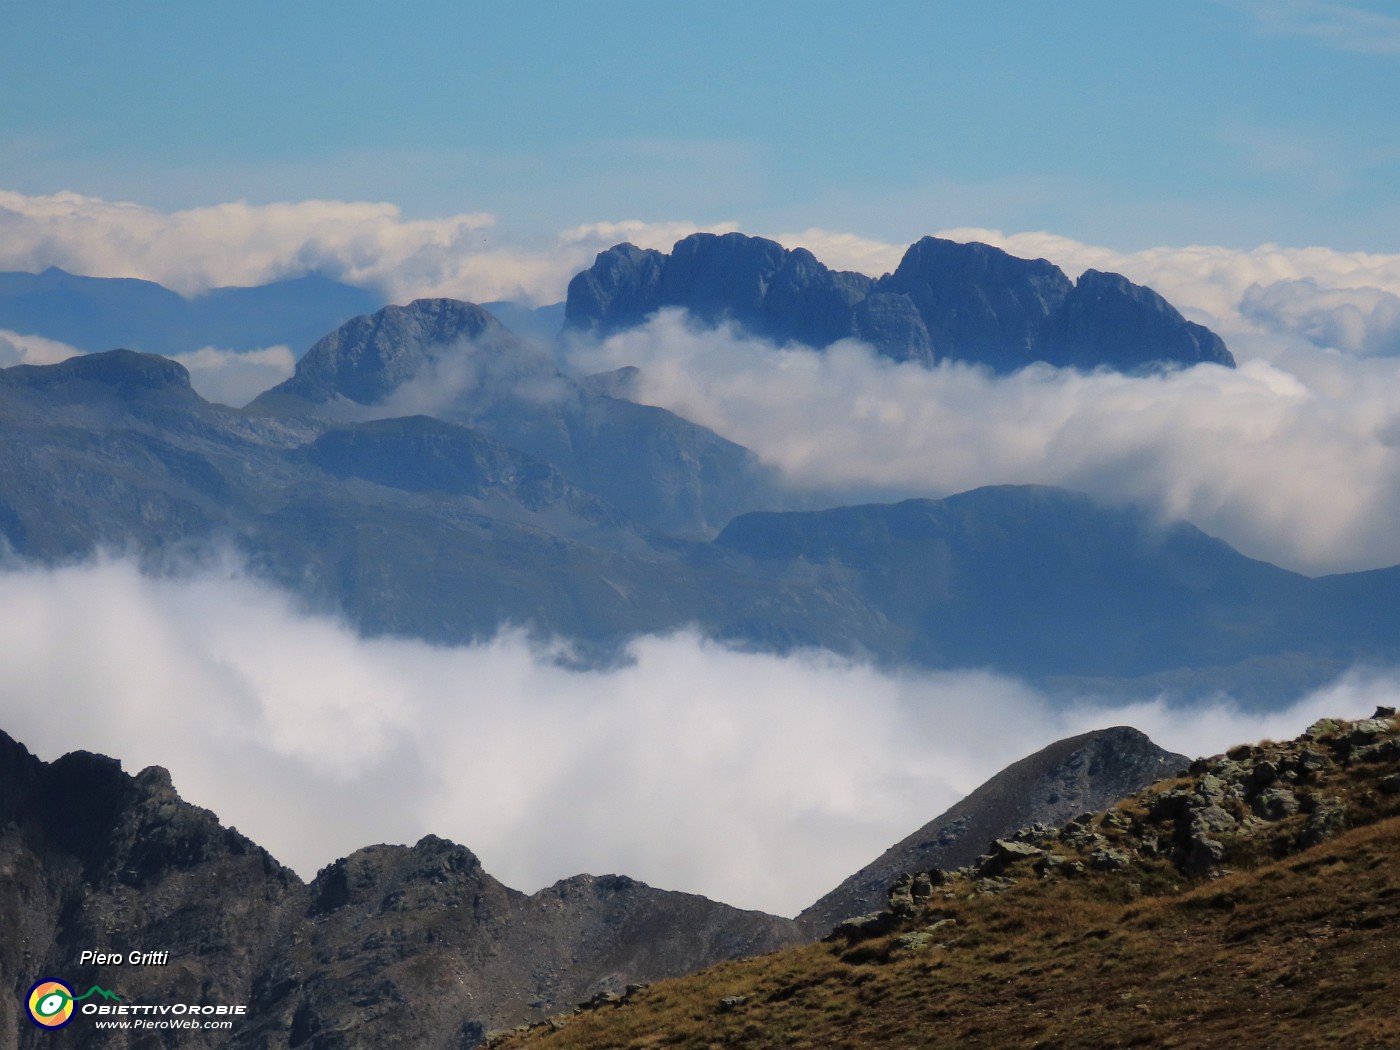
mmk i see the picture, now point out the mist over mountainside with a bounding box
[0,289,1395,702]
[566,232,1233,372]
[247,297,777,538]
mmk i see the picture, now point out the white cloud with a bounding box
[170,345,297,407]
[773,227,908,278]
[559,219,740,253]
[0,190,478,299]
[0,189,741,307]
[9,186,1400,356]
[1241,279,1400,356]
[1235,0,1400,56]
[0,557,1379,917]
[567,311,1400,574]
[0,328,83,367]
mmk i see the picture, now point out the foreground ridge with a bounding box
[493,709,1400,1049]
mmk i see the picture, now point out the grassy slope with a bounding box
[494,716,1400,1050]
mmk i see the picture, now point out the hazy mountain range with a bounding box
[0,234,1392,704]
[2,230,1391,1046]
[0,339,1391,701]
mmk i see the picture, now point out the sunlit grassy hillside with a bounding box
[493,712,1400,1050]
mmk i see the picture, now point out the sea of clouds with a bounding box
[0,556,1385,917]
[5,188,1400,914]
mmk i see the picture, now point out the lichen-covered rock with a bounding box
[1180,833,1226,876]
[1090,847,1133,871]
[1300,799,1349,848]
[1252,787,1300,820]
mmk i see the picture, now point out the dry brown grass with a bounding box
[493,723,1400,1050]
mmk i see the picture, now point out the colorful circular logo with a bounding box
[27,979,76,1029]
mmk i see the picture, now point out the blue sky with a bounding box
[5,1,1399,252]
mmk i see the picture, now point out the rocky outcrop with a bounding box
[0,732,301,1050]
[0,730,800,1049]
[486,713,1400,1050]
[564,232,1234,373]
[834,708,1400,924]
[565,235,873,350]
[798,725,1187,934]
[249,298,541,413]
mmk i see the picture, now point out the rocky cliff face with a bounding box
[797,727,1187,934]
[0,731,302,1050]
[0,731,800,1049]
[564,232,1234,373]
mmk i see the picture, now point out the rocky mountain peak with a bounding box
[798,724,1187,933]
[564,231,1233,373]
[833,707,1400,928]
[251,297,553,411]
[0,347,198,403]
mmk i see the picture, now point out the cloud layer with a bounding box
[8,188,1400,356]
[0,557,1385,916]
[0,190,737,306]
[0,328,82,367]
[568,312,1400,575]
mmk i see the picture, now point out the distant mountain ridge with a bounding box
[0,304,1394,701]
[249,297,779,538]
[565,232,1233,372]
[0,266,384,355]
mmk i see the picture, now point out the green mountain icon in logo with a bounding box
[73,986,120,1002]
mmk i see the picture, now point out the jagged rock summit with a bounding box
[565,232,1234,373]
[0,728,800,1048]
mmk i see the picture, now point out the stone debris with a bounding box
[829,709,1399,948]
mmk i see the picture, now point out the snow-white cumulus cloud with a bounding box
[0,557,1382,917]
[1241,279,1400,356]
